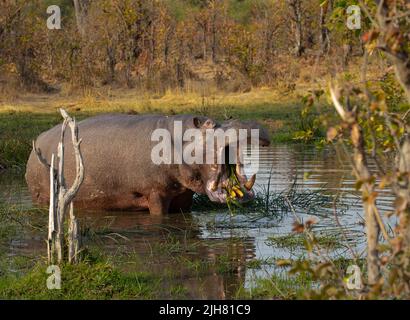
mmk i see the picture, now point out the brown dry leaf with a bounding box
[362,31,371,43]
[327,127,338,141]
[378,177,390,189]
[276,259,292,267]
[351,124,361,146]
[380,255,389,265]
[394,196,408,212]
[292,221,304,234]
[368,192,379,203]
[390,237,403,253]
[305,218,317,228]
[362,29,379,43]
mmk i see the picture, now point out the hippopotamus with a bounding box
[25,114,270,215]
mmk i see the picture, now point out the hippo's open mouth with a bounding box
[205,146,256,203]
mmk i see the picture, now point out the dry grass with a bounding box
[0,86,298,115]
[0,55,386,116]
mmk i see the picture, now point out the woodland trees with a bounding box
[0,0,374,93]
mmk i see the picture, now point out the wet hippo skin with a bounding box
[25,114,270,215]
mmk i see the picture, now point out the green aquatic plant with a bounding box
[266,233,344,250]
[193,180,333,218]
[235,270,314,300]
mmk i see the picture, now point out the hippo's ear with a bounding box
[193,117,216,129]
[221,119,271,146]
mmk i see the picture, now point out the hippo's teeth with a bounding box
[244,174,256,191]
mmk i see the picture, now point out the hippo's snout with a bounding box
[205,161,257,204]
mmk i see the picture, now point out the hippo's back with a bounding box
[25,113,182,209]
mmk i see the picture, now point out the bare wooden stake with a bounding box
[68,202,80,263]
[47,153,56,264]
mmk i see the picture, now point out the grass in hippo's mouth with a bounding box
[224,164,245,209]
[193,180,334,217]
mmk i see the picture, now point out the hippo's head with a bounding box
[176,116,270,204]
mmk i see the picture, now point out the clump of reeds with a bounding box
[193,178,332,217]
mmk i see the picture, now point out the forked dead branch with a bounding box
[33,108,85,264]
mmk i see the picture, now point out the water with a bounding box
[0,145,395,299]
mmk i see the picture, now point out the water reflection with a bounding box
[0,145,394,299]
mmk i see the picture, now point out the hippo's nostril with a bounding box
[189,172,201,184]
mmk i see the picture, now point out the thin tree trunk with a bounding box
[106,46,116,84]
[288,0,304,57]
[211,8,217,62]
[352,133,380,284]
[202,23,207,60]
[73,0,89,38]
[330,88,381,284]
[319,3,330,55]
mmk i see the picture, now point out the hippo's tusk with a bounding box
[244,174,256,191]
[236,162,242,176]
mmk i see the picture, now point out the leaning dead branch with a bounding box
[330,85,381,285]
